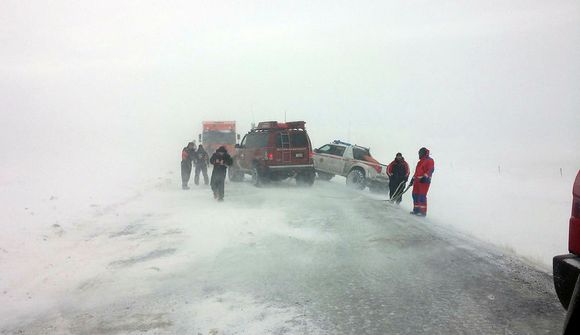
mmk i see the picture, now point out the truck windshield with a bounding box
[203,131,236,144]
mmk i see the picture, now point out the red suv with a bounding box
[553,169,580,333]
[229,121,316,186]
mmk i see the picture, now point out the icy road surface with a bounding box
[1,177,566,334]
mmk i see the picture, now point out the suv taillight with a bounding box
[264,152,273,160]
[309,151,314,159]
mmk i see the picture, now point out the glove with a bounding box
[419,176,430,183]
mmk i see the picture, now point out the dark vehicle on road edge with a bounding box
[229,121,316,186]
[553,169,580,333]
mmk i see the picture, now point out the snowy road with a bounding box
[1,177,566,334]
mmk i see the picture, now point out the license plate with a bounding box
[295,153,304,158]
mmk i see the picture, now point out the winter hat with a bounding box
[217,146,227,153]
[419,147,429,158]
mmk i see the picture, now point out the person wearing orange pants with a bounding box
[410,147,435,216]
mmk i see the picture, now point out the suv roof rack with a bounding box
[256,121,306,130]
[333,140,352,146]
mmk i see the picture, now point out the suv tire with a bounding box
[346,169,366,190]
[297,170,316,187]
[228,168,244,182]
[252,166,267,187]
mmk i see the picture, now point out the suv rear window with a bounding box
[290,131,308,148]
[276,133,290,148]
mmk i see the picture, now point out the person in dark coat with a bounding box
[210,146,233,201]
[181,142,197,190]
[386,152,410,204]
[194,144,210,186]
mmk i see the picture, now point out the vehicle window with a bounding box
[290,131,308,148]
[353,147,370,160]
[256,133,269,147]
[318,145,345,157]
[244,134,256,148]
[318,145,332,153]
[276,133,290,148]
[333,146,346,157]
[202,130,236,144]
[245,133,269,148]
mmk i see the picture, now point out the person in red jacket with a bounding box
[409,147,435,216]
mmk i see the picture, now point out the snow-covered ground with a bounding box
[0,174,566,333]
[1,174,306,332]
[1,0,579,332]
[402,161,577,269]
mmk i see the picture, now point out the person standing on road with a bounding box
[410,147,435,216]
[180,141,197,190]
[194,144,210,186]
[387,152,410,204]
[210,146,233,201]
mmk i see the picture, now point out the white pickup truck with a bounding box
[313,140,390,192]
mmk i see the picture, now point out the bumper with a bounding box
[266,164,315,174]
[553,253,580,309]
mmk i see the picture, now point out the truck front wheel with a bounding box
[296,170,316,187]
[228,168,244,182]
[251,166,268,187]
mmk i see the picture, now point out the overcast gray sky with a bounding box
[1,0,579,170]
